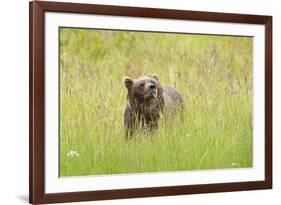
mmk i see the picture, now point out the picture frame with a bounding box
[29,0,272,204]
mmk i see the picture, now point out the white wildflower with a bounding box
[67,150,80,158]
[231,163,239,168]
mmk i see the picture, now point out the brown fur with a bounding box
[123,74,183,138]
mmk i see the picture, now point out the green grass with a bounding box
[59,28,253,176]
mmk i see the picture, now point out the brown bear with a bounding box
[123,74,184,137]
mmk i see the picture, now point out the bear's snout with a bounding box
[148,84,156,90]
[145,83,157,99]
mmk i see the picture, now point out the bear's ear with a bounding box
[123,76,134,89]
[151,73,159,81]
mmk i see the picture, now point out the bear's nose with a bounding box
[149,84,156,90]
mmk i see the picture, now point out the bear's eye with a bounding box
[139,82,145,88]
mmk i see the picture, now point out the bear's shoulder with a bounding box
[163,85,183,104]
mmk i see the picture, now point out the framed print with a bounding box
[29,1,272,204]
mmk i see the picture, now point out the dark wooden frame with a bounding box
[29,1,272,204]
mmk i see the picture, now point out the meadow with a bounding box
[59,28,253,176]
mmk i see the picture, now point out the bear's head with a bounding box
[123,74,164,111]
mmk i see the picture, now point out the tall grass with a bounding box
[59,28,253,176]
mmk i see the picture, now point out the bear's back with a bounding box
[162,85,184,114]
